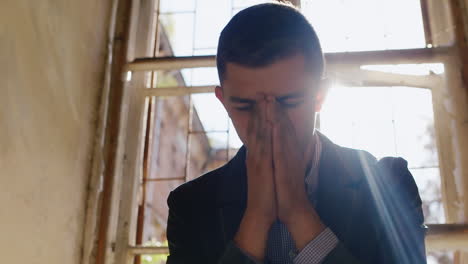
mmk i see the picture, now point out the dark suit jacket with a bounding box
[166,133,426,263]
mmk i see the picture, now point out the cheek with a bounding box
[228,112,250,144]
[288,105,316,140]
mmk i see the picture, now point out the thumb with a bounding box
[272,121,282,173]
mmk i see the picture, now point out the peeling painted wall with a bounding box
[0,1,111,263]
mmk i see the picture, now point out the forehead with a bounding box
[222,54,319,98]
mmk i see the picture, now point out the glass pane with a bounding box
[191,93,229,132]
[320,85,438,168]
[160,0,196,13]
[147,93,242,180]
[160,13,195,56]
[186,131,214,180]
[379,0,426,50]
[426,251,454,264]
[153,68,217,89]
[186,133,241,181]
[361,63,445,76]
[142,180,184,244]
[302,0,426,52]
[140,254,168,264]
[147,96,189,179]
[180,69,192,86]
[190,93,243,149]
[392,87,439,168]
[320,86,396,158]
[231,7,243,17]
[321,85,445,229]
[178,67,220,87]
[411,168,444,223]
[189,67,219,86]
[158,0,427,56]
[155,71,184,88]
[187,132,229,181]
[228,119,243,149]
[148,93,242,178]
[194,0,232,49]
[233,0,271,9]
[193,48,217,56]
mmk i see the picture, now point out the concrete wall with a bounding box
[0,1,111,263]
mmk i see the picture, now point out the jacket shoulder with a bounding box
[327,138,414,187]
[167,164,227,209]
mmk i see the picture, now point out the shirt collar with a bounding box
[305,131,322,200]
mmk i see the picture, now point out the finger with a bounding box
[264,98,273,145]
[246,102,260,156]
[257,98,270,155]
[271,99,294,170]
[257,98,266,134]
[265,95,274,125]
[263,100,272,156]
[273,99,306,165]
[272,98,286,144]
[274,100,294,136]
[273,99,299,147]
[266,97,275,171]
[263,119,273,177]
[272,101,282,173]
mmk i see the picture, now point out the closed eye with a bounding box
[277,98,305,108]
[276,91,306,108]
[229,96,256,111]
[234,104,255,111]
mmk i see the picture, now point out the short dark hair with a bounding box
[216,3,324,83]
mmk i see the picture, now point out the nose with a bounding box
[264,95,275,124]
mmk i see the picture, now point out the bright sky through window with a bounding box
[160,0,431,149]
[158,0,445,222]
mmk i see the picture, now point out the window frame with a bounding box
[82,0,468,264]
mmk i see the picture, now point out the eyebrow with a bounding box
[229,96,256,104]
[229,91,306,104]
[276,91,306,102]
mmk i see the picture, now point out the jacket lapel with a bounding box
[214,135,367,247]
[216,147,247,244]
[315,133,366,245]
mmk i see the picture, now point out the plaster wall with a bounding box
[0,1,111,263]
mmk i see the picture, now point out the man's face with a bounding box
[215,54,326,149]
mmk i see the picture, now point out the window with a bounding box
[97,1,466,264]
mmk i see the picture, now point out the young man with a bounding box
[166,3,426,264]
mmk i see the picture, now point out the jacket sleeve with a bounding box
[322,156,426,264]
[217,241,262,264]
[373,157,427,264]
[321,243,361,264]
[166,189,205,264]
[166,189,256,264]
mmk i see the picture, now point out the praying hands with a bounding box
[234,94,325,261]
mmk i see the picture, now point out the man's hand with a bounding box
[245,97,276,223]
[271,98,326,250]
[234,95,276,261]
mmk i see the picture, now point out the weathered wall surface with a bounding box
[0,1,111,263]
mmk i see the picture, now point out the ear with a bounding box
[215,85,223,101]
[215,85,230,114]
[314,78,330,112]
[215,85,232,118]
[215,85,224,105]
